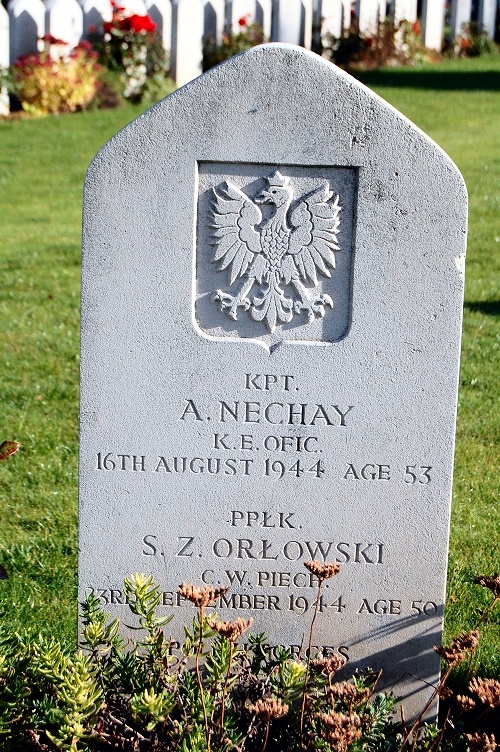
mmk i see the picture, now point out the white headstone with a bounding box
[449,0,472,40]
[302,0,313,47]
[318,0,343,40]
[80,0,112,36]
[146,0,172,51]
[203,0,224,43]
[340,0,351,30]
[478,0,497,38]
[0,4,9,115]
[272,0,299,43]
[119,0,148,12]
[227,0,272,38]
[421,0,446,50]
[79,44,467,721]
[394,0,418,23]
[171,0,204,85]
[45,0,83,49]
[8,0,45,64]
[355,0,385,34]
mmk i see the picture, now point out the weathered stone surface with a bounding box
[79,44,467,720]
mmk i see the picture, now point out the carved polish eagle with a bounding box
[209,170,341,333]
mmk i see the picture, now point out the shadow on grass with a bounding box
[350,69,500,91]
[464,301,500,316]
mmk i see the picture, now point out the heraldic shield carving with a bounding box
[195,163,357,348]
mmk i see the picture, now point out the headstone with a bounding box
[394,0,418,23]
[421,0,446,50]
[271,0,311,46]
[79,44,467,721]
[226,0,272,38]
[449,0,472,41]
[45,0,83,50]
[317,0,343,41]
[170,0,204,86]
[119,0,148,12]
[0,4,9,116]
[203,0,224,43]
[303,0,313,48]
[478,0,497,38]
[146,0,172,52]
[8,0,45,64]
[80,0,112,36]
[355,0,385,34]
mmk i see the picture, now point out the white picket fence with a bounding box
[1,0,498,93]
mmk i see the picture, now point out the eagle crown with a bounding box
[255,170,291,209]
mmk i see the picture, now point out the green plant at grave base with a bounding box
[0,490,498,752]
[203,16,266,72]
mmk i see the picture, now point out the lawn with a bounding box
[0,55,498,684]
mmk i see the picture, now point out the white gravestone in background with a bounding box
[355,0,385,34]
[272,0,311,46]
[203,0,224,43]
[0,4,9,116]
[45,0,83,50]
[80,0,112,36]
[146,0,172,52]
[227,0,272,37]
[421,0,446,50]
[170,0,204,86]
[317,0,343,41]
[8,0,45,63]
[80,44,467,720]
[449,0,472,41]
[394,0,417,23]
[478,0,497,39]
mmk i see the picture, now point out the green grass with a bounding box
[0,57,498,681]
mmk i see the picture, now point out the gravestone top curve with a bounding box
[80,44,467,722]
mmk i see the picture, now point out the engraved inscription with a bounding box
[210,169,341,332]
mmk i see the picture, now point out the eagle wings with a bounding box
[209,170,341,333]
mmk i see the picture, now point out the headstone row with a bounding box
[3,0,497,87]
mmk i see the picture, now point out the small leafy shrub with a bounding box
[203,16,266,72]
[88,1,174,104]
[8,38,101,116]
[324,17,426,69]
[0,565,497,750]
[453,22,499,57]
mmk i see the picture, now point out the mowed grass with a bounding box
[0,56,498,680]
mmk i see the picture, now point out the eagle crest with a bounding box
[209,169,341,333]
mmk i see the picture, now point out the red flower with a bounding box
[40,33,68,45]
[238,16,247,27]
[412,20,420,34]
[88,24,96,33]
[129,13,156,33]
